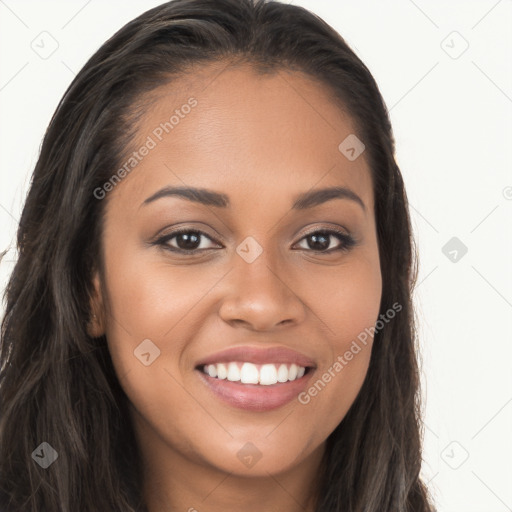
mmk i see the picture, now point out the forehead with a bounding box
[107,61,373,214]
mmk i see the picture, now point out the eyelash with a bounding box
[153,227,356,255]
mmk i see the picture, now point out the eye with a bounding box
[154,229,221,253]
[294,229,356,253]
[153,227,356,255]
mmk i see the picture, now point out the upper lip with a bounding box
[195,346,317,368]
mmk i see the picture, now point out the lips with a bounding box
[194,346,317,411]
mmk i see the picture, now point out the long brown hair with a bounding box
[0,0,435,510]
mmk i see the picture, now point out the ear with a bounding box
[87,271,105,338]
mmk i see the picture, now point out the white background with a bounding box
[1,1,511,511]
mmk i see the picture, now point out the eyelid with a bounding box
[152,222,225,243]
[298,224,351,239]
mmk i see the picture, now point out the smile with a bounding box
[200,361,307,385]
[194,345,316,411]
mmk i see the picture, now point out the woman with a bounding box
[0,0,435,510]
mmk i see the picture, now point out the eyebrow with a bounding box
[142,185,366,212]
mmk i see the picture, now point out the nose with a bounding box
[218,249,307,331]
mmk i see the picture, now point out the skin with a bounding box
[89,61,382,512]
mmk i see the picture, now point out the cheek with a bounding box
[103,251,215,343]
[101,255,217,450]
[328,259,382,342]
[100,244,211,401]
[303,246,382,351]
[294,250,382,432]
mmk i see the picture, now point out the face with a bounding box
[90,62,382,484]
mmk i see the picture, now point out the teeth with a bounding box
[260,364,277,385]
[227,362,241,382]
[240,362,259,384]
[276,364,289,383]
[217,363,227,379]
[201,361,308,385]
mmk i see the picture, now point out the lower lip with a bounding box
[196,368,315,412]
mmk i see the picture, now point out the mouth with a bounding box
[197,361,312,385]
[194,347,316,412]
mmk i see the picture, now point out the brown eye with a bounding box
[172,231,202,251]
[156,229,221,253]
[295,230,356,253]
